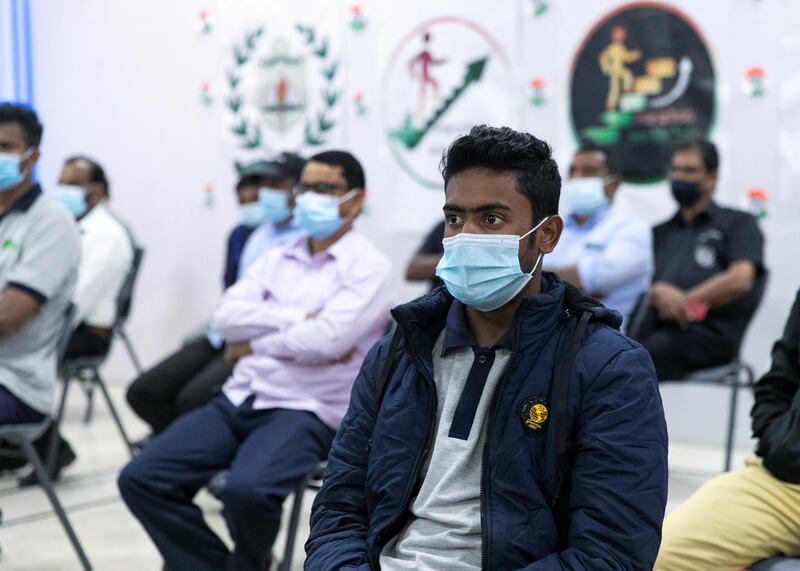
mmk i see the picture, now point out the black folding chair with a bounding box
[47,246,145,463]
[279,460,327,571]
[0,303,92,570]
[627,276,766,472]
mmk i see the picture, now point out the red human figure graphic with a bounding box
[409,32,447,123]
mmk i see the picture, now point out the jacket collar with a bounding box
[392,273,579,377]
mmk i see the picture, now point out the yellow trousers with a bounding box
[655,459,800,571]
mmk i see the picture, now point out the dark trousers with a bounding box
[126,337,232,434]
[65,323,112,360]
[637,320,736,381]
[0,386,47,471]
[118,395,334,571]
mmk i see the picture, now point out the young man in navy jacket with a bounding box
[306,125,668,570]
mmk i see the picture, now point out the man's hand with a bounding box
[224,341,252,365]
[650,282,690,328]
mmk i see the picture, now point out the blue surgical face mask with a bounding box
[55,184,88,218]
[258,187,291,224]
[294,189,359,239]
[562,177,610,217]
[435,217,550,312]
[238,202,265,228]
[0,149,32,192]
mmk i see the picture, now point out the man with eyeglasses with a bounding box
[633,140,766,380]
[119,150,393,571]
[544,144,652,330]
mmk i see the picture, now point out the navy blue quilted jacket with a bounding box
[306,274,668,570]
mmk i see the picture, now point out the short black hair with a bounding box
[575,143,622,177]
[65,155,110,197]
[236,174,263,191]
[308,150,366,189]
[0,103,43,147]
[440,125,561,222]
[673,139,719,174]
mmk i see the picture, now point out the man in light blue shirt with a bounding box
[545,145,652,328]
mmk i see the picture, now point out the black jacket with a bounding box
[752,288,800,484]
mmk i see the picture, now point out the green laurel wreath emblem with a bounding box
[296,23,340,146]
[225,24,340,152]
[226,27,264,150]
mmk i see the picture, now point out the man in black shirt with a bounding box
[634,140,766,380]
[406,220,445,290]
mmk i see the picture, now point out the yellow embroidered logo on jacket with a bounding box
[525,403,549,431]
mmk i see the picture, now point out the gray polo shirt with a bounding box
[0,185,80,413]
[381,301,512,570]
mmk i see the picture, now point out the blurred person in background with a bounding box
[632,140,766,381]
[125,153,305,442]
[544,144,652,330]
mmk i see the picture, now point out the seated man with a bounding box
[654,288,800,571]
[125,153,304,437]
[18,155,135,486]
[634,140,766,380]
[0,104,80,455]
[306,126,668,570]
[118,150,393,571]
[544,144,652,328]
[406,220,445,290]
[56,155,134,359]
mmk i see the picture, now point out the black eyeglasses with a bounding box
[294,182,350,196]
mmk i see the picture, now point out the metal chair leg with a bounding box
[19,438,92,571]
[95,373,134,456]
[280,472,314,571]
[82,374,95,425]
[723,367,742,472]
[47,374,74,474]
[117,327,143,375]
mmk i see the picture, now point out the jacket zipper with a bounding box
[367,345,438,570]
[480,318,522,571]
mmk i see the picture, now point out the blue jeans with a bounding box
[118,394,334,571]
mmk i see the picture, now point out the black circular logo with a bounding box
[570,2,715,183]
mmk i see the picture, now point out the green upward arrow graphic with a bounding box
[391,56,489,150]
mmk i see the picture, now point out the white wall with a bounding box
[29,0,800,446]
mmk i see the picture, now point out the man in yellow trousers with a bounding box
[655,289,800,571]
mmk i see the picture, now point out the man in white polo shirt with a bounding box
[0,104,80,471]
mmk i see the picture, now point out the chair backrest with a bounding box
[114,246,144,329]
[626,291,651,339]
[56,302,78,367]
[735,269,769,354]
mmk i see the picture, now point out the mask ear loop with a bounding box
[518,215,550,276]
[338,188,363,225]
[517,215,551,241]
[18,147,33,179]
[337,188,361,205]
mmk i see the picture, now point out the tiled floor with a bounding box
[0,377,750,571]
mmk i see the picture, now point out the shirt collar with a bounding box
[668,200,720,227]
[1,184,41,216]
[441,299,512,355]
[282,228,357,263]
[566,205,611,231]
